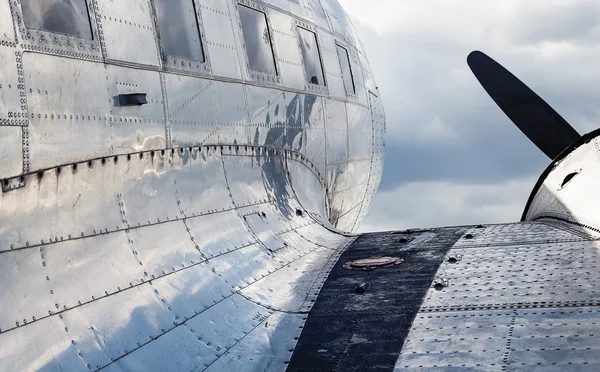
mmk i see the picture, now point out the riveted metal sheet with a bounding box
[144,261,235,321]
[0,1,385,371]
[333,199,365,232]
[395,309,512,370]
[526,136,600,234]
[0,48,27,125]
[205,311,305,372]
[397,307,600,371]
[324,99,347,166]
[0,126,23,177]
[263,0,291,12]
[24,54,166,170]
[105,64,166,154]
[185,210,256,259]
[222,154,272,207]
[507,308,600,370]
[294,223,351,248]
[126,221,202,277]
[0,246,55,333]
[423,239,600,310]
[294,20,329,95]
[199,0,243,80]
[260,197,310,231]
[183,294,272,365]
[350,91,384,229]
[24,53,109,168]
[246,85,285,147]
[0,163,123,252]
[326,160,371,228]
[96,0,160,67]
[269,11,305,91]
[346,104,372,161]
[234,0,282,85]
[172,147,233,217]
[155,0,212,77]
[106,324,217,371]
[349,46,368,105]
[96,295,272,371]
[288,156,327,219]
[206,243,276,289]
[298,94,327,174]
[165,73,217,147]
[0,313,76,371]
[0,0,16,45]
[120,152,181,227]
[59,283,179,370]
[319,0,347,38]
[288,0,315,24]
[13,0,102,61]
[360,52,378,93]
[241,246,335,311]
[43,232,144,314]
[453,222,587,248]
[244,212,286,251]
[318,31,346,100]
[215,80,247,126]
[307,0,330,30]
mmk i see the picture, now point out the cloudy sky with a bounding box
[339,0,600,232]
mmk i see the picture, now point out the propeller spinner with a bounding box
[467,51,580,160]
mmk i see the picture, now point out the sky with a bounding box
[339,0,600,232]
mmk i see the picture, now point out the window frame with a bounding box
[151,0,211,75]
[14,0,102,60]
[235,0,281,85]
[335,41,356,97]
[294,20,328,94]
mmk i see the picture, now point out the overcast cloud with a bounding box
[338,0,600,231]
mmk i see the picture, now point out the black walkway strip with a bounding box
[288,227,464,372]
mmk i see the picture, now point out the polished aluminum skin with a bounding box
[0,0,383,370]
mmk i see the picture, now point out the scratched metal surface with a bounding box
[0,0,380,370]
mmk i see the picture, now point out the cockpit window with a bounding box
[154,0,205,61]
[297,27,325,86]
[336,45,355,94]
[238,5,277,76]
[21,0,93,40]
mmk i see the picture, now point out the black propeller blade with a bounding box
[467,50,580,160]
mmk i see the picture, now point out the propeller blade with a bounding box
[467,50,580,160]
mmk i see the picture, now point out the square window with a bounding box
[297,27,325,86]
[21,0,93,40]
[154,0,205,61]
[336,44,355,94]
[238,5,277,76]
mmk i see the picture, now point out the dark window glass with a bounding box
[336,45,355,94]
[297,28,325,86]
[238,5,277,75]
[154,0,205,61]
[21,0,93,40]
